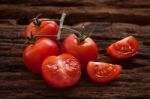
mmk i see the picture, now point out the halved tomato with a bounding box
[42,54,81,89]
[107,36,139,59]
[87,61,122,83]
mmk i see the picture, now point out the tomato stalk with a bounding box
[61,27,83,41]
[34,34,57,38]
[26,33,57,45]
[40,19,60,22]
[57,12,66,41]
[62,26,95,42]
[33,18,60,22]
[62,27,81,36]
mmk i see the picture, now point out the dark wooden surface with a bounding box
[0,0,150,25]
[0,0,150,99]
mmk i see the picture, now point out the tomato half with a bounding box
[42,54,81,89]
[24,18,58,41]
[107,36,139,59]
[87,61,122,83]
[23,38,59,74]
[61,34,98,70]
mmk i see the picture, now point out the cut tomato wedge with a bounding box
[107,36,139,59]
[87,61,122,83]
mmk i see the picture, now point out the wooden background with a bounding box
[0,0,150,99]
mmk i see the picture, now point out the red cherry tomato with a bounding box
[24,18,58,41]
[23,38,59,74]
[107,36,139,59]
[61,34,98,70]
[87,61,122,83]
[42,54,81,89]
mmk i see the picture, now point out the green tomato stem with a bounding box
[34,34,57,37]
[57,12,66,41]
[36,19,60,22]
[62,27,82,37]
[62,27,87,42]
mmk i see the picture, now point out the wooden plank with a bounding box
[0,0,150,25]
[0,0,150,8]
[0,23,150,99]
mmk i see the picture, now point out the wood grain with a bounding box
[0,0,150,7]
[0,0,150,25]
[0,22,150,99]
[0,0,150,99]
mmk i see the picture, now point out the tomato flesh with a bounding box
[107,36,139,59]
[87,61,122,83]
[42,54,81,89]
[61,34,98,70]
[23,38,59,74]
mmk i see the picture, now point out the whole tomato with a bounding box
[24,18,59,42]
[61,34,98,70]
[42,54,81,89]
[23,38,59,74]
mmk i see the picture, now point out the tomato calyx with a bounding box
[33,17,41,27]
[75,24,95,42]
[32,14,42,27]
[62,26,94,42]
[74,31,87,42]
[25,32,36,44]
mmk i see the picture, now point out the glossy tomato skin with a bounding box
[107,36,139,59]
[24,18,58,42]
[23,38,59,74]
[87,61,122,83]
[42,54,81,89]
[61,34,98,70]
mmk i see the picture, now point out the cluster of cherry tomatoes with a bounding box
[23,13,139,89]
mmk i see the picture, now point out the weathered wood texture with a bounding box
[0,0,150,25]
[0,0,150,99]
[0,23,150,99]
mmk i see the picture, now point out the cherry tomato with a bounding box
[107,36,139,59]
[61,34,98,70]
[24,18,58,41]
[23,38,59,74]
[42,54,81,89]
[87,61,122,83]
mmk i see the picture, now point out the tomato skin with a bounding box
[23,38,59,74]
[24,18,58,42]
[107,36,139,59]
[87,61,122,83]
[42,54,81,89]
[61,34,98,70]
